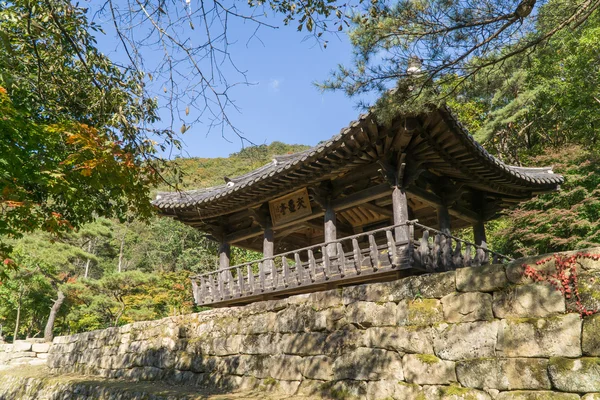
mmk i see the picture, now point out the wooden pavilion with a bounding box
[153,106,563,307]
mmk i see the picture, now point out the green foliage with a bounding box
[162,142,309,190]
[490,147,600,257]
[0,0,171,269]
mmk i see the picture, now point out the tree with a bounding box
[489,146,600,257]
[322,0,600,105]
[0,1,168,270]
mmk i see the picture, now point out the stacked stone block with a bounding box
[41,248,600,399]
[0,340,50,370]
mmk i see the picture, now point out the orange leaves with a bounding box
[2,200,24,208]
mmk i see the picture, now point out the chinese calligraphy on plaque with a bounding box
[269,188,312,226]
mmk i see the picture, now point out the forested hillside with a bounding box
[0,142,308,342]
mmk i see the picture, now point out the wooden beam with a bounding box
[360,202,393,218]
[302,219,354,239]
[225,226,263,244]
[406,185,480,223]
[332,183,392,212]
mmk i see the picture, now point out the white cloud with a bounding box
[268,78,283,92]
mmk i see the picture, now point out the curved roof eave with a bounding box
[153,107,564,214]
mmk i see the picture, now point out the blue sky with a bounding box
[91,3,374,159]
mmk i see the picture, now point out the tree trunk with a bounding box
[118,236,125,273]
[44,290,65,342]
[84,239,94,278]
[13,286,23,342]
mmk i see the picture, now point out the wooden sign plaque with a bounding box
[269,188,312,226]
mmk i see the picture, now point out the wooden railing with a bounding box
[411,222,512,271]
[191,221,512,307]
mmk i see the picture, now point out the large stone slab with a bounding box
[493,283,565,318]
[276,305,316,333]
[573,271,600,313]
[456,264,508,292]
[405,299,444,326]
[421,385,492,399]
[12,341,32,352]
[433,321,499,361]
[343,282,394,304]
[302,355,333,380]
[583,314,600,356]
[456,358,551,390]
[496,391,580,400]
[345,301,396,327]
[388,271,456,300]
[365,326,434,354]
[313,307,347,331]
[441,292,494,323]
[31,343,51,353]
[268,354,303,381]
[402,354,456,385]
[279,332,328,356]
[583,395,600,400]
[548,357,600,393]
[332,347,404,381]
[496,314,582,358]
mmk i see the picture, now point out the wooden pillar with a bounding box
[473,219,488,264]
[218,242,231,270]
[473,220,487,248]
[263,218,274,260]
[324,201,337,256]
[437,205,451,235]
[392,185,410,241]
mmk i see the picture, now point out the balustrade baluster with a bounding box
[474,246,483,267]
[352,238,362,275]
[282,256,290,288]
[369,234,378,271]
[217,272,225,300]
[259,261,266,292]
[208,274,218,303]
[308,250,317,282]
[270,258,278,290]
[191,279,199,304]
[237,267,244,297]
[226,270,235,299]
[464,244,473,267]
[321,246,331,280]
[200,277,207,304]
[433,234,441,270]
[386,230,398,267]
[442,236,453,270]
[452,241,463,269]
[418,230,432,271]
[294,253,303,285]
[337,242,346,277]
[247,265,255,294]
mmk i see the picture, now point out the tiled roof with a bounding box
[153,106,563,215]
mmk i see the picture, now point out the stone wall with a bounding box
[0,340,50,370]
[46,248,600,399]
